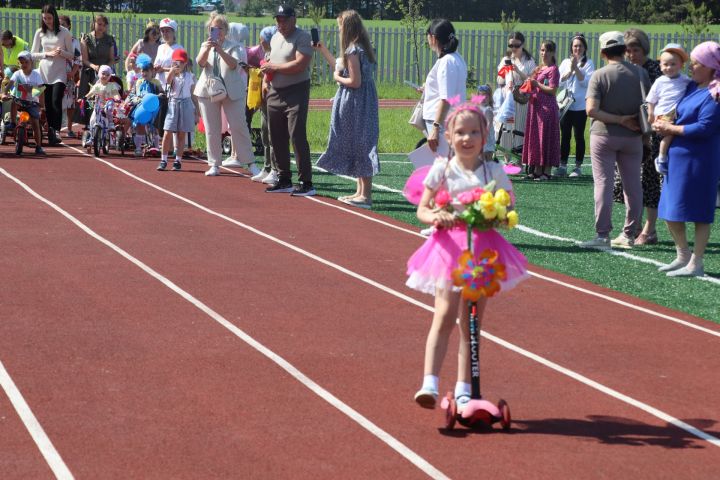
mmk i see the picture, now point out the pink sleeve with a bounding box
[548,66,560,88]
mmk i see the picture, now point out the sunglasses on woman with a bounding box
[508,42,522,48]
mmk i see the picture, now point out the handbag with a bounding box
[556,87,575,120]
[512,83,531,105]
[637,72,652,135]
[408,93,425,131]
[206,51,227,103]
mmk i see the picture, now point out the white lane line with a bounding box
[0,360,74,479]
[305,196,720,339]
[309,166,720,286]
[0,166,449,480]
[39,154,720,448]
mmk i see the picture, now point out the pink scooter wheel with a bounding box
[443,393,457,431]
[497,399,511,431]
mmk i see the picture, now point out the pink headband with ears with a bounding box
[444,94,488,129]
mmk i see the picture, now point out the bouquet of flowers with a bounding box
[433,180,519,232]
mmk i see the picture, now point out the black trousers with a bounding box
[560,109,587,166]
[44,82,65,132]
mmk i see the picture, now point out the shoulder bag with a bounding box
[206,51,227,103]
[408,92,426,131]
[637,69,652,135]
[556,87,575,120]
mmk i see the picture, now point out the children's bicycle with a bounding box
[0,96,41,155]
[84,98,117,157]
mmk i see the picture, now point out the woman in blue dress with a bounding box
[654,41,720,277]
[314,10,379,209]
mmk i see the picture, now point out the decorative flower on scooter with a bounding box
[452,249,507,300]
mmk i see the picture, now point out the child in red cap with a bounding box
[157,48,199,171]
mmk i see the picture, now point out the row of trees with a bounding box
[3,0,717,25]
[242,0,717,25]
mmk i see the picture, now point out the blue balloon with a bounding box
[132,105,152,126]
[141,93,159,113]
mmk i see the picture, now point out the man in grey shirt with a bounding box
[261,5,315,196]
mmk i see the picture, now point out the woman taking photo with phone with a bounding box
[195,13,255,176]
[313,10,379,209]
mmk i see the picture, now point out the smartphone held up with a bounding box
[210,27,220,43]
[310,27,319,46]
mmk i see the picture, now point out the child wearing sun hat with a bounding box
[646,43,691,175]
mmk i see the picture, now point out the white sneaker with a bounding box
[221,157,244,168]
[261,170,279,185]
[414,388,438,409]
[246,163,261,176]
[578,236,610,250]
[251,169,270,182]
[205,166,220,176]
[569,167,582,178]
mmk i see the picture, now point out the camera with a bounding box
[504,58,512,66]
[311,27,319,46]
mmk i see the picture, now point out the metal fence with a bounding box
[2,12,717,86]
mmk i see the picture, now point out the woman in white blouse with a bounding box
[558,33,595,177]
[31,4,73,145]
[421,18,467,157]
[154,18,184,136]
[496,32,536,165]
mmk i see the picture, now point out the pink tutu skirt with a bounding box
[406,225,529,295]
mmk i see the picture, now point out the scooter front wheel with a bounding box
[497,399,511,431]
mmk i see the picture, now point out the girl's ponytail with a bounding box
[427,19,458,58]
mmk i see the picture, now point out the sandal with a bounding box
[346,197,372,209]
[534,174,551,181]
[634,232,658,245]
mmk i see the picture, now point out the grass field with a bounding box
[309,156,720,324]
[3,8,719,34]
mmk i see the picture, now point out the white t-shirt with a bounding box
[167,71,195,99]
[645,74,692,116]
[558,57,595,111]
[423,52,467,121]
[10,69,44,102]
[423,157,512,213]
[155,42,184,85]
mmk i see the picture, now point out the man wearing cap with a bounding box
[261,5,315,196]
[579,31,650,250]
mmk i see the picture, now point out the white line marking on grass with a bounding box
[1,164,449,480]
[305,196,720,339]
[29,154,720,448]
[0,360,74,479]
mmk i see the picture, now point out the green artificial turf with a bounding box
[310,155,720,324]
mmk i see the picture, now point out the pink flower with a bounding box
[457,191,475,205]
[435,189,451,207]
[471,187,486,201]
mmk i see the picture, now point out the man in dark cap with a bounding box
[261,4,315,196]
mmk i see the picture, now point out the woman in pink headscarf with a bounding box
[653,41,720,278]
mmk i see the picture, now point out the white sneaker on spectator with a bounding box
[251,169,270,182]
[578,236,610,250]
[221,157,244,168]
[246,163,261,176]
[569,167,582,177]
[262,170,279,185]
[205,166,220,176]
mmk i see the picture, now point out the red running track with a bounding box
[1,141,719,479]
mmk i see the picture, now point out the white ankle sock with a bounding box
[677,246,691,263]
[454,382,471,398]
[687,254,703,271]
[421,374,438,392]
[175,156,182,163]
[161,154,168,162]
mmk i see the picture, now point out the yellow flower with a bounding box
[507,210,519,228]
[494,189,511,207]
[496,204,507,220]
[480,191,495,204]
[481,202,497,220]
